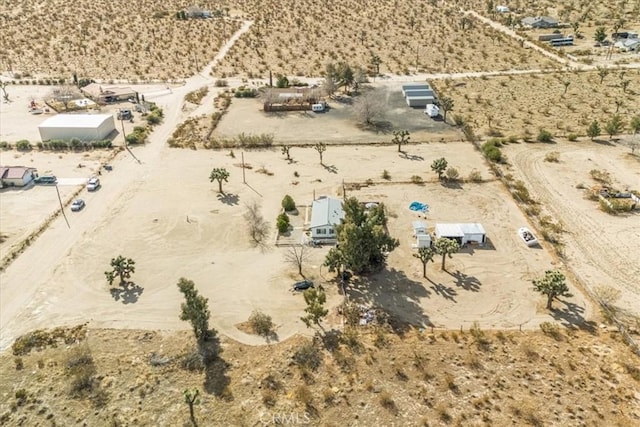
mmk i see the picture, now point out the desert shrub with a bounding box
[512,181,533,203]
[14,357,24,370]
[590,169,611,184]
[262,389,277,407]
[0,141,11,150]
[249,310,274,337]
[453,114,466,126]
[322,388,336,404]
[295,385,313,406]
[65,346,96,397]
[540,322,563,341]
[293,342,322,371]
[276,213,290,233]
[180,351,205,372]
[70,138,83,151]
[281,195,296,211]
[481,141,503,162]
[467,169,483,182]
[15,140,31,151]
[333,350,356,373]
[184,87,209,104]
[234,86,257,98]
[461,123,476,142]
[145,111,162,125]
[470,322,491,351]
[126,126,148,145]
[567,133,578,142]
[261,373,282,391]
[410,175,423,184]
[382,169,391,180]
[537,129,553,143]
[544,151,560,162]
[340,328,363,353]
[445,167,460,182]
[379,391,397,413]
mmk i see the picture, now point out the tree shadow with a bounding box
[202,331,232,398]
[357,120,393,134]
[592,138,615,146]
[346,268,432,335]
[427,278,458,302]
[447,270,482,292]
[399,152,424,161]
[441,180,463,190]
[217,192,239,205]
[110,281,144,304]
[323,164,338,174]
[551,299,597,333]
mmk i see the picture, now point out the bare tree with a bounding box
[322,76,338,97]
[353,90,385,125]
[243,201,270,244]
[285,245,310,276]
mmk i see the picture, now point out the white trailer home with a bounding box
[435,223,486,246]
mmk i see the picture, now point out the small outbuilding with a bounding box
[0,166,37,187]
[401,83,431,96]
[38,114,116,141]
[309,197,345,240]
[435,223,486,246]
[406,95,436,107]
[496,5,510,13]
[415,233,432,248]
[413,221,428,235]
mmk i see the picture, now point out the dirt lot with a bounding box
[1,326,639,426]
[432,69,640,139]
[502,140,640,314]
[0,142,591,352]
[215,85,460,143]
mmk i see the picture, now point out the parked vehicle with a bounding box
[86,177,100,191]
[34,175,57,185]
[71,199,85,211]
[293,280,314,291]
[518,227,538,247]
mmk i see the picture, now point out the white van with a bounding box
[87,177,101,191]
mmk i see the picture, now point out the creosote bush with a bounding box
[249,310,274,337]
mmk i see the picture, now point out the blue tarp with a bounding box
[409,201,429,213]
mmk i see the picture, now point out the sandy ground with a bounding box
[505,140,640,314]
[0,141,592,352]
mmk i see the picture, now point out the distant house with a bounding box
[81,83,137,104]
[496,5,510,13]
[309,197,344,240]
[521,16,558,29]
[0,166,37,187]
[615,38,640,52]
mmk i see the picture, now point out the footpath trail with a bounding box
[0,21,253,352]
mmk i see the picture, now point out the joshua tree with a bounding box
[0,81,10,102]
[594,26,606,43]
[104,256,135,286]
[323,247,345,278]
[597,67,609,84]
[281,145,292,161]
[434,238,460,270]
[209,167,229,193]
[562,80,570,95]
[177,278,211,345]
[437,97,454,122]
[587,120,600,141]
[630,116,640,139]
[369,54,382,76]
[431,157,448,181]
[301,287,328,332]
[392,129,410,152]
[184,389,200,427]
[620,79,630,93]
[413,246,435,278]
[314,142,326,165]
[614,99,624,113]
[571,22,581,38]
[533,270,572,310]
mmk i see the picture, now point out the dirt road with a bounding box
[0,22,253,351]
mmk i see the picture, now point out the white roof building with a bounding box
[38,114,116,141]
[309,197,345,239]
[436,223,487,245]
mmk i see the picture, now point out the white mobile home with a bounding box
[435,223,486,246]
[309,197,345,240]
[38,114,116,141]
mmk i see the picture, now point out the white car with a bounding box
[87,177,100,191]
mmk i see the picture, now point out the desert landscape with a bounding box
[1,0,640,425]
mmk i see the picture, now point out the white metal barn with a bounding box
[435,223,486,246]
[38,114,116,141]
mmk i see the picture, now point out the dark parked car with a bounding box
[293,280,314,291]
